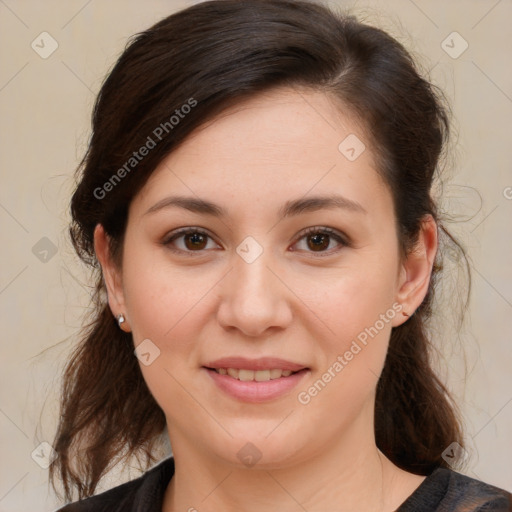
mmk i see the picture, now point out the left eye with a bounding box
[292,227,347,255]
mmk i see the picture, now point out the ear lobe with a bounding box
[93,223,126,317]
[391,215,438,327]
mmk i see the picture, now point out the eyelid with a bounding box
[291,226,350,256]
[162,226,221,256]
[162,225,350,256]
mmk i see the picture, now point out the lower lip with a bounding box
[204,367,309,403]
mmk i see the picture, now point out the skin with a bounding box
[94,87,437,511]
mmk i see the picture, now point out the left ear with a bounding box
[391,214,438,327]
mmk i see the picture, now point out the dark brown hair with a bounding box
[50,0,469,502]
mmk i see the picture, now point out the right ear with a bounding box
[93,224,131,332]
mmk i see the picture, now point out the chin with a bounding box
[207,429,308,470]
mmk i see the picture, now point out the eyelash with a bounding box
[162,226,350,258]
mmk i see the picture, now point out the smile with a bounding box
[210,368,296,381]
[203,366,309,403]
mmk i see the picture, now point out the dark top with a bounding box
[56,456,512,511]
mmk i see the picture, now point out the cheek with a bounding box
[122,246,209,342]
[294,275,396,421]
[121,252,210,414]
[295,262,397,341]
[289,254,398,400]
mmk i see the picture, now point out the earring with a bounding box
[117,314,125,327]
[402,311,410,317]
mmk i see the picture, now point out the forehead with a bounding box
[131,87,391,222]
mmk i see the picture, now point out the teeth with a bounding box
[270,368,284,379]
[227,368,238,378]
[254,370,270,382]
[214,368,296,381]
[239,369,256,381]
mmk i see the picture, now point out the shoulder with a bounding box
[440,468,512,510]
[53,457,175,512]
[398,467,512,511]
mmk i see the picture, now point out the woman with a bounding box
[50,0,512,510]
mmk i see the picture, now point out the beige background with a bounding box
[1,0,511,510]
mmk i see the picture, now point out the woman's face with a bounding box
[99,87,427,469]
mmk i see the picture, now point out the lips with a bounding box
[203,356,307,372]
[202,357,309,402]
[214,368,295,381]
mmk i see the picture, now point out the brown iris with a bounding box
[184,232,208,250]
[307,233,330,251]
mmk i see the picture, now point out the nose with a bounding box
[216,252,293,338]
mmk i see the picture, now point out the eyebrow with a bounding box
[143,194,367,218]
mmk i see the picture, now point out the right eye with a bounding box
[162,228,221,255]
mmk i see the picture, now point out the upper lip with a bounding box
[203,357,308,372]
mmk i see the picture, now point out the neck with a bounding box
[162,417,419,512]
